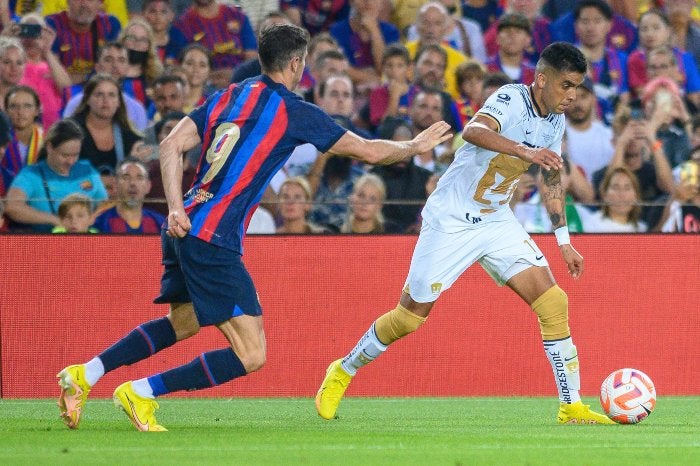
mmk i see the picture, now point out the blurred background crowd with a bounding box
[0,0,698,235]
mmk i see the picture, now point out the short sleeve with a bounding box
[477,85,523,133]
[8,167,39,198]
[285,100,347,153]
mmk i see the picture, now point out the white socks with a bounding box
[543,337,581,404]
[341,324,388,376]
[84,357,105,387]
[131,378,155,399]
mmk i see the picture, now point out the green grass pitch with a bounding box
[1,397,698,465]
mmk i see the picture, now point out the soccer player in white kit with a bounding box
[316,42,615,424]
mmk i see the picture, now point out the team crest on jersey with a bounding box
[80,180,94,191]
[194,32,205,41]
[227,21,240,33]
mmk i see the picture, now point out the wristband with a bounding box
[554,227,570,246]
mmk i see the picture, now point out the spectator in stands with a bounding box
[692,115,700,149]
[627,10,700,109]
[329,0,399,90]
[643,45,700,115]
[550,0,638,54]
[0,110,13,231]
[371,117,432,233]
[93,157,164,233]
[119,18,164,110]
[69,73,143,170]
[479,71,512,106]
[4,118,107,232]
[454,61,485,129]
[179,44,213,113]
[3,86,43,176]
[51,192,98,233]
[97,163,118,200]
[659,156,700,233]
[175,0,257,90]
[460,0,503,33]
[42,0,129,28]
[564,75,614,183]
[574,0,630,124]
[406,0,487,64]
[45,0,121,84]
[405,2,468,99]
[0,37,25,113]
[586,166,647,232]
[143,0,187,67]
[666,0,700,70]
[63,42,148,133]
[281,0,350,36]
[641,77,693,167]
[150,74,186,125]
[485,13,536,85]
[341,172,399,233]
[366,43,419,131]
[298,32,342,95]
[592,105,675,228]
[9,14,71,130]
[307,74,367,230]
[306,49,348,105]
[407,87,448,173]
[483,0,551,63]
[276,176,329,234]
[412,44,461,133]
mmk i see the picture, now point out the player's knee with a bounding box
[375,304,427,345]
[531,285,570,340]
[239,349,266,373]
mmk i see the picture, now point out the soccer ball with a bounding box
[600,368,656,424]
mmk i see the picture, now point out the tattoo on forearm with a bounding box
[541,168,565,228]
[550,213,562,227]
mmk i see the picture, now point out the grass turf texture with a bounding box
[0,397,698,465]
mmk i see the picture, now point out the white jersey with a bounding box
[422,84,566,233]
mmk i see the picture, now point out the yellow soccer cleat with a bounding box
[558,401,616,425]
[57,364,92,429]
[113,381,167,432]
[315,359,352,420]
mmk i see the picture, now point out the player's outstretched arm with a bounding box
[540,168,584,279]
[327,121,452,165]
[462,116,563,171]
[159,116,201,238]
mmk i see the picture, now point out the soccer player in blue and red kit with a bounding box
[56,23,452,431]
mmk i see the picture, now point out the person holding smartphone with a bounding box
[12,14,72,130]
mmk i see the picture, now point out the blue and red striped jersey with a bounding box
[174,5,257,70]
[184,75,347,253]
[93,206,165,234]
[46,12,121,81]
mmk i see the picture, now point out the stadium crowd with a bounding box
[0,0,698,234]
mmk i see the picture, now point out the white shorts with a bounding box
[405,213,549,303]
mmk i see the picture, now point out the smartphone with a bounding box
[18,23,42,39]
[655,90,673,113]
[630,107,645,120]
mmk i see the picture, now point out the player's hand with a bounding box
[516,144,563,171]
[559,243,584,279]
[411,121,453,154]
[167,209,191,238]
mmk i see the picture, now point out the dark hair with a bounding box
[315,49,346,69]
[483,72,513,89]
[455,62,486,89]
[599,166,642,225]
[537,42,587,75]
[71,74,135,133]
[143,0,172,9]
[97,41,126,62]
[381,42,410,66]
[179,43,213,69]
[4,85,40,113]
[638,8,670,26]
[37,119,84,161]
[154,110,186,137]
[258,24,310,73]
[415,43,447,69]
[153,73,186,89]
[574,0,613,21]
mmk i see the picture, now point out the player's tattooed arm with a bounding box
[540,167,567,229]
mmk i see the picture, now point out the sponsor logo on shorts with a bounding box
[430,283,442,294]
[465,212,482,224]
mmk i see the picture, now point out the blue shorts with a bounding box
[153,230,262,326]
